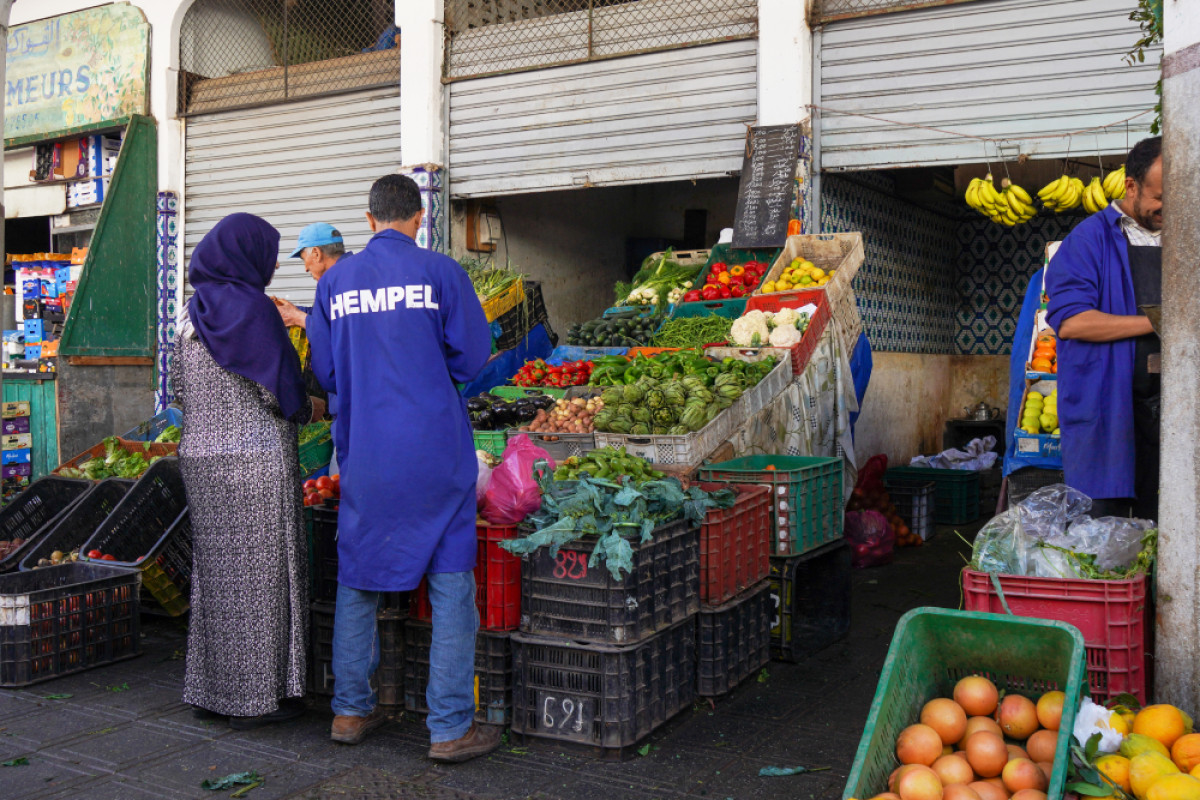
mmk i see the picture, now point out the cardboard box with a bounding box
[39,340,59,358]
[2,463,32,479]
[22,319,43,342]
[67,177,110,208]
[2,417,30,435]
[2,434,32,451]
[85,134,120,178]
[2,402,31,419]
[23,346,41,361]
[2,448,31,465]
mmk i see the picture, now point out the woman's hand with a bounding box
[309,396,327,422]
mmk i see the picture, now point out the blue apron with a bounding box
[306,230,492,591]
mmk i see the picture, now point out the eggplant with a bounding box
[516,405,538,422]
[474,409,495,429]
[533,395,556,410]
[466,397,488,413]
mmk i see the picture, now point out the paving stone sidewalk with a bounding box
[0,526,974,800]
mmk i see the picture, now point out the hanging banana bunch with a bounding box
[1081,177,1110,214]
[965,173,1037,226]
[1102,164,1126,200]
[1038,175,1085,213]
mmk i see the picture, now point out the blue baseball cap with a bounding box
[289,222,344,258]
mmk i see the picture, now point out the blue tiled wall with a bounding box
[821,172,1087,356]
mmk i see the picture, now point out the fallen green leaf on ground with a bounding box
[201,770,262,791]
[2,757,29,767]
[41,694,72,700]
[758,765,830,777]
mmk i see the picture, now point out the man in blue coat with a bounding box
[1046,137,1162,519]
[307,175,498,760]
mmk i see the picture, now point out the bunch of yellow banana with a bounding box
[1038,175,1085,212]
[965,174,1037,226]
[1102,164,1126,200]
[1081,177,1110,214]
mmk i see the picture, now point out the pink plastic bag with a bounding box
[845,510,895,569]
[481,434,556,525]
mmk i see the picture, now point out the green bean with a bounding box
[650,315,734,349]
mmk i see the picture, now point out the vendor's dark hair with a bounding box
[1126,136,1162,185]
[369,174,422,223]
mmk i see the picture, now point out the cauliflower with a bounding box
[768,324,804,348]
[731,314,771,347]
[770,308,802,330]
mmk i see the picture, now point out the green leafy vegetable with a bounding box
[2,757,29,767]
[154,425,181,443]
[201,771,263,791]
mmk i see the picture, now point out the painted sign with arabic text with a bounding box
[5,5,150,143]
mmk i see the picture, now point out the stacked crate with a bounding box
[2,402,33,503]
[510,517,700,758]
[694,483,773,696]
[698,456,852,663]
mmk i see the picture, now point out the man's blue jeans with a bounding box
[331,571,478,743]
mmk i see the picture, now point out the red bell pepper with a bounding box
[701,285,721,301]
[719,285,732,299]
[682,290,702,303]
[730,284,747,298]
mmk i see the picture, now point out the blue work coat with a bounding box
[1045,204,1138,499]
[307,230,491,591]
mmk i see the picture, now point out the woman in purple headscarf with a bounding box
[174,213,314,729]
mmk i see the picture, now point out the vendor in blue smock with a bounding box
[306,175,499,761]
[1045,136,1162,520]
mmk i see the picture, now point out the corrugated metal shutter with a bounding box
[448,39,757,198]
[817,0,1160,170]
[183,88,401,306]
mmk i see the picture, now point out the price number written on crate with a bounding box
[769,588,782,634]
[537,691,593,742]
[552,550,588,580]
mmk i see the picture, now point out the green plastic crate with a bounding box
[669,297,748,320]
[885,467,981,525]
[473,430,508,457]
[699,455,843,557]
[298,423,333,477]
[843,607,1086,800]
[487,386,566,400]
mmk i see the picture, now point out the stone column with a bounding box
[1155,0,1200,710]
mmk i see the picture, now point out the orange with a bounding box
[1173,734,1200,772]
[1031,357,1054,373]
[1136,705,1190,750]
[1033,347,1055,360]
[1096,754,1132,793]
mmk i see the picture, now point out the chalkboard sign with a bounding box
[732,124,801,249]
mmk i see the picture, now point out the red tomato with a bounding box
[331,475,340,488]
[101,554,116,561]
[303,494,319,506]
[315,476,333,492]
[87,549,102,559]
[318,488,334,500]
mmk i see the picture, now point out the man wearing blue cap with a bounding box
[273,223,353,329]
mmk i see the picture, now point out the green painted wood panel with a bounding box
[59,115,157,357]
[2,379,59,479]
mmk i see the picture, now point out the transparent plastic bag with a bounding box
[970,508,1028,576]
[845,510,894,568]
[476,452,494,509]
[1062,516,1156,571]
[1015,484,1092,543]
[481,435,555,525]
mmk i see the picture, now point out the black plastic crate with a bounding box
[0,563,141,687]
[697,581,771,696]
[1007,467,1065,507]
[887,481,935,542]
[0,476,92,572]
[495,281,555,352]
[308,601,405,710]
[520,519,698,645]
[79,459,192,617]
[511,615,696,758]
[402,619,513,725]
[19,480,134,571]
[309,505,406,612]
[767,540,851,663]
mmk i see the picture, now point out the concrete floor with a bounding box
[0,524,976,800]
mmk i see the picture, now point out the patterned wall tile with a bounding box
[156,191,179,412]
[401,166,445,252]
[955,214,1083,355]
[820,172,960,354]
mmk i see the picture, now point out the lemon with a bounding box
[762,282,776,293]
[1097,754,1133,792]
[1146,773,1200,800]
[1028,391,1044,401]
[1109,712,1131,736]
[1124,734,1173,760]
[1130,751,1180,798]
[811,267,826,279]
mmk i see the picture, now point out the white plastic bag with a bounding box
[476,451,494,509]
[1073,697,1124,754]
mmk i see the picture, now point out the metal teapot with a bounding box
[964,402,1001,421]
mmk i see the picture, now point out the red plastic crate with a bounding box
[961,568,1149,704]
[696,483,770,606]
[744,289,831,376]
[410,522,521,631]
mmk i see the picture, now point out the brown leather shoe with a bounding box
[330,707,387,745]
[428,722,503,763]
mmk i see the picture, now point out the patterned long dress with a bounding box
[174,334,310,717]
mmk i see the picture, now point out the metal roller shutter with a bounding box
[817,0,1161,171]
[448,39,758,198]
[183,88,401,306]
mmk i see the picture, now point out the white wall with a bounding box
[757,0,811,125]
[1165,0,1200,54]
[397,0,443,166]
